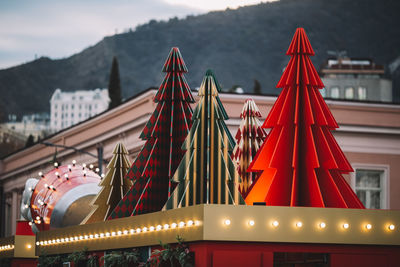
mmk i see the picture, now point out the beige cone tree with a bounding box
[81,142,132,224]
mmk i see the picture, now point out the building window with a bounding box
[320,88,326,98]
[345,87,354,99]
[330,87,339,98]
[358,87,367,100]
[354,168,387,209]
[71,104,74,109]
[55,112,57,117]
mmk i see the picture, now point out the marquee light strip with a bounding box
[0,245,14,251]
[36,219,200,247]
[221,219,396,233]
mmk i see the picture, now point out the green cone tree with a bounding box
[164,70,244,209]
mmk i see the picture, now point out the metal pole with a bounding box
[97,145,104,175]
[0,184,4,237]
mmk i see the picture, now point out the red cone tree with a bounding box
[246,28,364,208]
[108,47,194,218]
[232,99,267,198]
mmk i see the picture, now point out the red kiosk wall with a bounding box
[189,241,400,267]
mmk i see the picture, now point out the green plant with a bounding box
[38,250,64,267]
[67,247,88,267]
[147,236,193,267]
[101,249,141,267]
[87,254,100,267]
[0,257,11,267]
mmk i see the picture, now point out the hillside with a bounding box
[1,0,400,116]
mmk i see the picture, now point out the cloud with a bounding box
[0,0,202,69]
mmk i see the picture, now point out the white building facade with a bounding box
[320,58,392,102]
[50,88,109,132]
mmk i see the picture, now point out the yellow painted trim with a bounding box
[14,235,37,258]
[32,205,400,256]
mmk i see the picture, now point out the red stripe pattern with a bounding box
[108,47,194,219]
[246,28,365,209]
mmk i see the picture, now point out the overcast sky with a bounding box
[0,0,267,69]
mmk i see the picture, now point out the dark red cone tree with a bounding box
[246,28,364,208]
[108,47,194,219]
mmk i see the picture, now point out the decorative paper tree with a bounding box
[108,47,194,219]
[246,28,364,208]
[164,70,244,210]
[232,99,267,198]
[82,142,132,224]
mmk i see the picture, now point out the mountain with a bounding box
[1,0,400,117]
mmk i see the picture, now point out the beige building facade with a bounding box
[1,89,399,237]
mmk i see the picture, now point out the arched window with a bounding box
[358,87,367,100]
[330,87,339,98]
[345,87,354,99]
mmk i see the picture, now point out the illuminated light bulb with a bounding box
[156,225,162,231]
[38,172,43,177]
[94,234,99,238]
[26,244,32,249]
[28,221,33,226]
[68,165,72,171]
[95,168,100,173]
[56,239,60,243]
[123,230,128,235]
[84,235,88,240]
[61,238,65,243]
[28,187,32,191]
[89,235,93,239]
[171,223,177,229]
[65,238,69,242]
[101,173,105,178]
[74,236,79,241]
[83,170,87,177]
[319,222,326,229]
[111,232,116,236]
[48,240,52,244]
[142,227,148,232]
[72,160,76,166]
[195,220,201,226]
[389,224,395,231]
[343,223,349,229]
[55,172,60,178]
[105,232,110,237]
[130,229,135,234]
[117,231,122,235]
[136,228,141,233]
[54,162,59,167]
[163,224,170,230]
[36,216,40,220]
[187,220,194,227]
[179,221,185,228]
[100,233,105,238]
[36,242,39,246]
[365,224,372,230]
[24,204,29,208]
[44,184,48,188]
[149,226,155,231]
[64,174,69,179]
[224,219,231,226]
[79,236,83,240]
[296,221,303,228]
[82,163,86,169]
[248,220,255,226]
[44,241,48,245]
[89,164,94,169]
